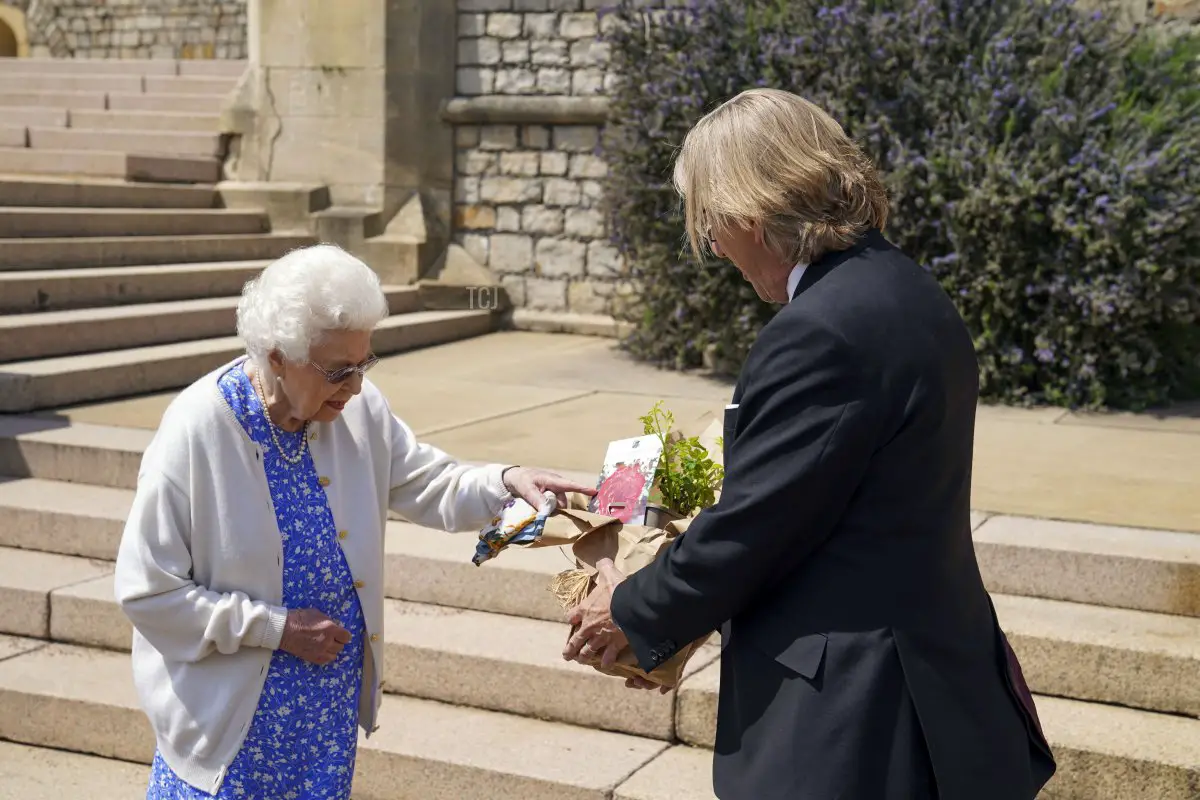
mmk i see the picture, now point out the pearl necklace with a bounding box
[253,371,309,466]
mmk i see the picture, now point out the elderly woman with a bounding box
[115,244,590,799]
[564,89,1056,800]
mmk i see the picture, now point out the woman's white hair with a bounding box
[237,244,389,370]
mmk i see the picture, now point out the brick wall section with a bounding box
[4,0,246,59]
[454,0,621,315]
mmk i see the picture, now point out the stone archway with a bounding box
[0,4,30,57]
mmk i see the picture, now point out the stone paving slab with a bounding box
[614,745,717,800]
[0,741,148,800]
[0,634,45,662]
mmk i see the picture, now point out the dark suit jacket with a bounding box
[611,229,1056,799]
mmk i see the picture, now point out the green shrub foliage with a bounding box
[600,0,1200,409]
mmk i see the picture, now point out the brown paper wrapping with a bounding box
[523,493,713,689]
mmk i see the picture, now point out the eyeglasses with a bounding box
[310,354,379,384]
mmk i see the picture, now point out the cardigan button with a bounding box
[354,580,365,589]
[338,530,348,540]
[318,476,331,487]
[370,634,379,642]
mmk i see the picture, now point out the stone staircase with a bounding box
[0,57,244,182]
[0,56,503,414]
[0,412,1198,799]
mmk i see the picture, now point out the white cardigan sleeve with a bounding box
[386,411,512,532]
[114,470,289,662]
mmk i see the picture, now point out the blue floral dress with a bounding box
[147,365,366,800]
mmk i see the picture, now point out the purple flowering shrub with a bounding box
[600,0,1200,409]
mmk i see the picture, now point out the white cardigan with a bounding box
[113,357,511,794]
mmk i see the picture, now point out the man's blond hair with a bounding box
[673,88,889,265]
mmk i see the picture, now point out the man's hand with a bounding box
[279,608,351,665]
[625,675,671,694]
[503,466,596,511]
[564,558,629,668]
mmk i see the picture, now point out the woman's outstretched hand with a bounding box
[279,608,351,665]
[502,466,597,510]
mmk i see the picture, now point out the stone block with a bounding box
[553,125,600,152]
[566,208,606,238]
[457,67,496,95]
[570,39,610,65]
[455,205,497,230]
[560,12,599,38]
[536,237,587,277]
[587,240,623,276]
[540,151,569,176]
[458,150,499,176]
[515,0,552,9]
[550,0,585,8]
[459,37,502,65]
[570,154,608,178]
[455,176,481,203]
[523,125,551,149]
[460,0,513,9]
[580,179,605,208]
[499,152,541,176]
[461,233,490,265]
[568,280,612,315]
[480,176,542,204]
[522,205,565,234]
[573,69,606,95]
[496,66,537,93]
[490,233,535,273]
[500,274,527,306]
[545,177,582,206]
[487,12,524,38]
[496,206,522,231]
[479,125,519,150]
[524,12,558,38]
[455,127,481,148]
[502,39,531,63]
[525,277,569,310]
[256,115,385,188]
[532,39,569,65]
[537,68,572,94]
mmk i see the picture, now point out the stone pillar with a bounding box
[223,0,458,280]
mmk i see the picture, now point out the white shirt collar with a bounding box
[786,263,808,302]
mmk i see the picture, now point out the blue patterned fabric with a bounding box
[146,365,366,800]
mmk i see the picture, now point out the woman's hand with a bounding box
[502,466,597,510]
[279,608,351,665]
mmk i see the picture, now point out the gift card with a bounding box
[588,434,663,523]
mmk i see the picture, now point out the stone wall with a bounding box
[2,0,246,59]
[448,0,1199,318]
[450,0,622,317]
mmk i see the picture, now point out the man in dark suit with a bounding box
[563,89,1056,799]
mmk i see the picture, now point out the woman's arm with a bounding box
[114,471,288,663]
[386,411,512,532]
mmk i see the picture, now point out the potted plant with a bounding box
[639,400,725,528]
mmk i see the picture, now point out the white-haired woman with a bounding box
[115,244,591,799]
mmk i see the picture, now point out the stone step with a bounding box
[28,127,225,158]
[0,740,149,800]
[0,125,26,147]
[69,109,221,134]
[30,561,715,739]
[0,232,314,270]
[0,147,220,182]
[0,642,670,800]
[0,260,269,313]
[0,309,496,412]
[0,58,181,77]
[613,746,716,800]
[0,107,69,129]
[177,60,248,78]
[0,207,265,239]
[0,90,107,111]
[10,74,144,94]
[0,477,129,560]
[106,92,229,115]
[143,75,239,96]
[975,514,1200,617]
[0,177,216,209]
[10,539,1198,720]
[676,661,1200,800]
[0,286,421,362]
